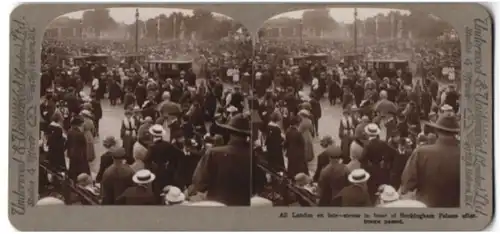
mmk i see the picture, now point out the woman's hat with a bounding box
[364,123,381,137]
[294,173,312,186]
[149,124,166,137]
[132,169,156,185]
[379,185,400,203]
[133,105,141,112]
[103,136,117,148]
[216,113,251,136]
[348,168,370,184]
[320,135,334,146]
[76,173,93,186]
[424,113,460,133]
[164,186,186,204]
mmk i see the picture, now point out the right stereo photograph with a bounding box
[251,7,461,208]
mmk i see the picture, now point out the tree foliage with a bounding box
[302,9,339,33]
[355,10,455,40]
[82,8,117,37]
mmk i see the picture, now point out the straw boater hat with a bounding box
[424,113,460,133]
[250,196,273,207]
[364,123,381,137]
[149,124,166,137]
[132,169,156,185]
[348,168,370,184]
[36,197,65,206]
[379,185,400,203]
[164,186,186,204]
[216,113,251,136]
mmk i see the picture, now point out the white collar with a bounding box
[49,121,62,128]
[268,121,279,127]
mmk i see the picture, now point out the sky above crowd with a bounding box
[61,7,413,25]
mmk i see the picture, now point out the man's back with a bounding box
[101,164,135,205]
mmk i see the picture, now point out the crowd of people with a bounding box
[251,37,461,207]
[37,31,461,208]
[39,37,258,206]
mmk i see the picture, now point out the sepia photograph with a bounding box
[8,2,494,231]
[38,7,254,206]
[251,7,461,207]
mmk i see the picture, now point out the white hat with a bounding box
[298,109,311,117]
[378,199,427,208]
[132,169,156,184]
[164,186,186,204]
[250,196,273,207]
[184,201,227,206]
[36,197,65,206]
[379,185,400,203]
[255,72,262,77]
[364,123,381,136]
[80,109,93,118]
[226,105,238,113]
[148,124,166,137]
[348,168,370,184]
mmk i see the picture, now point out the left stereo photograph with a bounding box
[38,7,254,206]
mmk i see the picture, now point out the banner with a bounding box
[375,16,379,41]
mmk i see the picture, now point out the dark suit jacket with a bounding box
[96,151,113,183]
[192,138,251,206]
[400,137,460,207]
[318,162,349,206]
[116,185,157,205]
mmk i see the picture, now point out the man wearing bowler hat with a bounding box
[400,113,460,207]
[317,144,349,206]
[192,113,251,206]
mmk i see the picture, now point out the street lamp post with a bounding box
[354,8,358,53]
[135,8,139,53]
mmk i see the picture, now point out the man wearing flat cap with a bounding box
[318,144,349,206]
[192,113,251,206]
[101,147,135,205]
[400,113,460,207]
